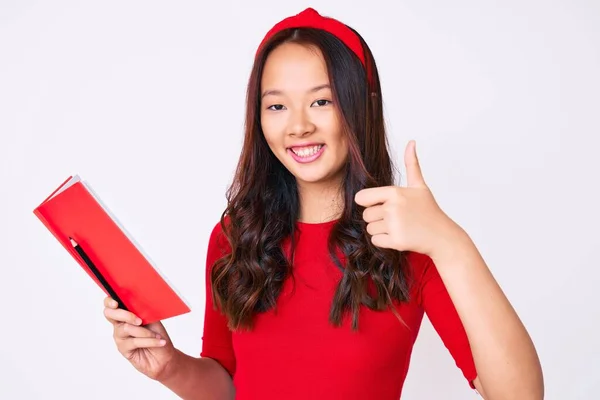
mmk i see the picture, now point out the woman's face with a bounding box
[260,42,348,188]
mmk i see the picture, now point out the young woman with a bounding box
[103,8,544,400]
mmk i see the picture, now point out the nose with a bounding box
[287,109,316,138]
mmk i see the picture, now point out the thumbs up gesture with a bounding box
[354,140,461,257]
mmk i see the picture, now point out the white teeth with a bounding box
[291,145,323,157]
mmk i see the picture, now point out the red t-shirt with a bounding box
[201,219,477,399]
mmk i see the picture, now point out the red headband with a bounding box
[256,8,371,82]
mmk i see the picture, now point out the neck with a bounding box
[296,179,344,223]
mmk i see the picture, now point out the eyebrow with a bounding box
[261,84,331,99]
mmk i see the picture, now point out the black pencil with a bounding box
[69,237,128,311]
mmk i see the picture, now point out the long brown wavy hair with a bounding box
[210,26,413,332]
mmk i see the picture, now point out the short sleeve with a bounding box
[200,220,236,377]
[414,253,478,389]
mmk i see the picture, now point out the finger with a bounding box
[119,337,167,353]
[104,296,118,309]
[371,234,394,249]
[116,323,163,340]
[366,220,388,236]
[362,205,385,223]
[404,140,426,188]
[104,309,118,325]
[103,297,124,325]
[104,307,142,326]
[355,186,394,208]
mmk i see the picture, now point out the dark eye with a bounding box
[312,99,331,107]
[267,104,285,111]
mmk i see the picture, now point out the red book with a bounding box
[33,175,191,324]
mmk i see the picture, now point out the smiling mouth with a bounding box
[289,144,324,157]
[287,144,326,164]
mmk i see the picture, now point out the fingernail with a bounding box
[135,318,142,325]
[159,340,166,346]
[111,300,118,308]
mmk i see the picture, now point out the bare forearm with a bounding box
[158,349,235,400]
[431,229,544,400]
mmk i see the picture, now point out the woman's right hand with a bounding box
[103,296,177,381]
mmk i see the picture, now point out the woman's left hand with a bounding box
[354,140,463,257]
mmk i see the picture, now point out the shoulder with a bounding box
[405,251,439,304]
[206,215,232,263]
[405,251,433,280]
[208,216,227,241]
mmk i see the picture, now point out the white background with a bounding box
[1,1,599,399]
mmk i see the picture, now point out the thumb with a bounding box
[145,321,170,339]
[404,140,426,188]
